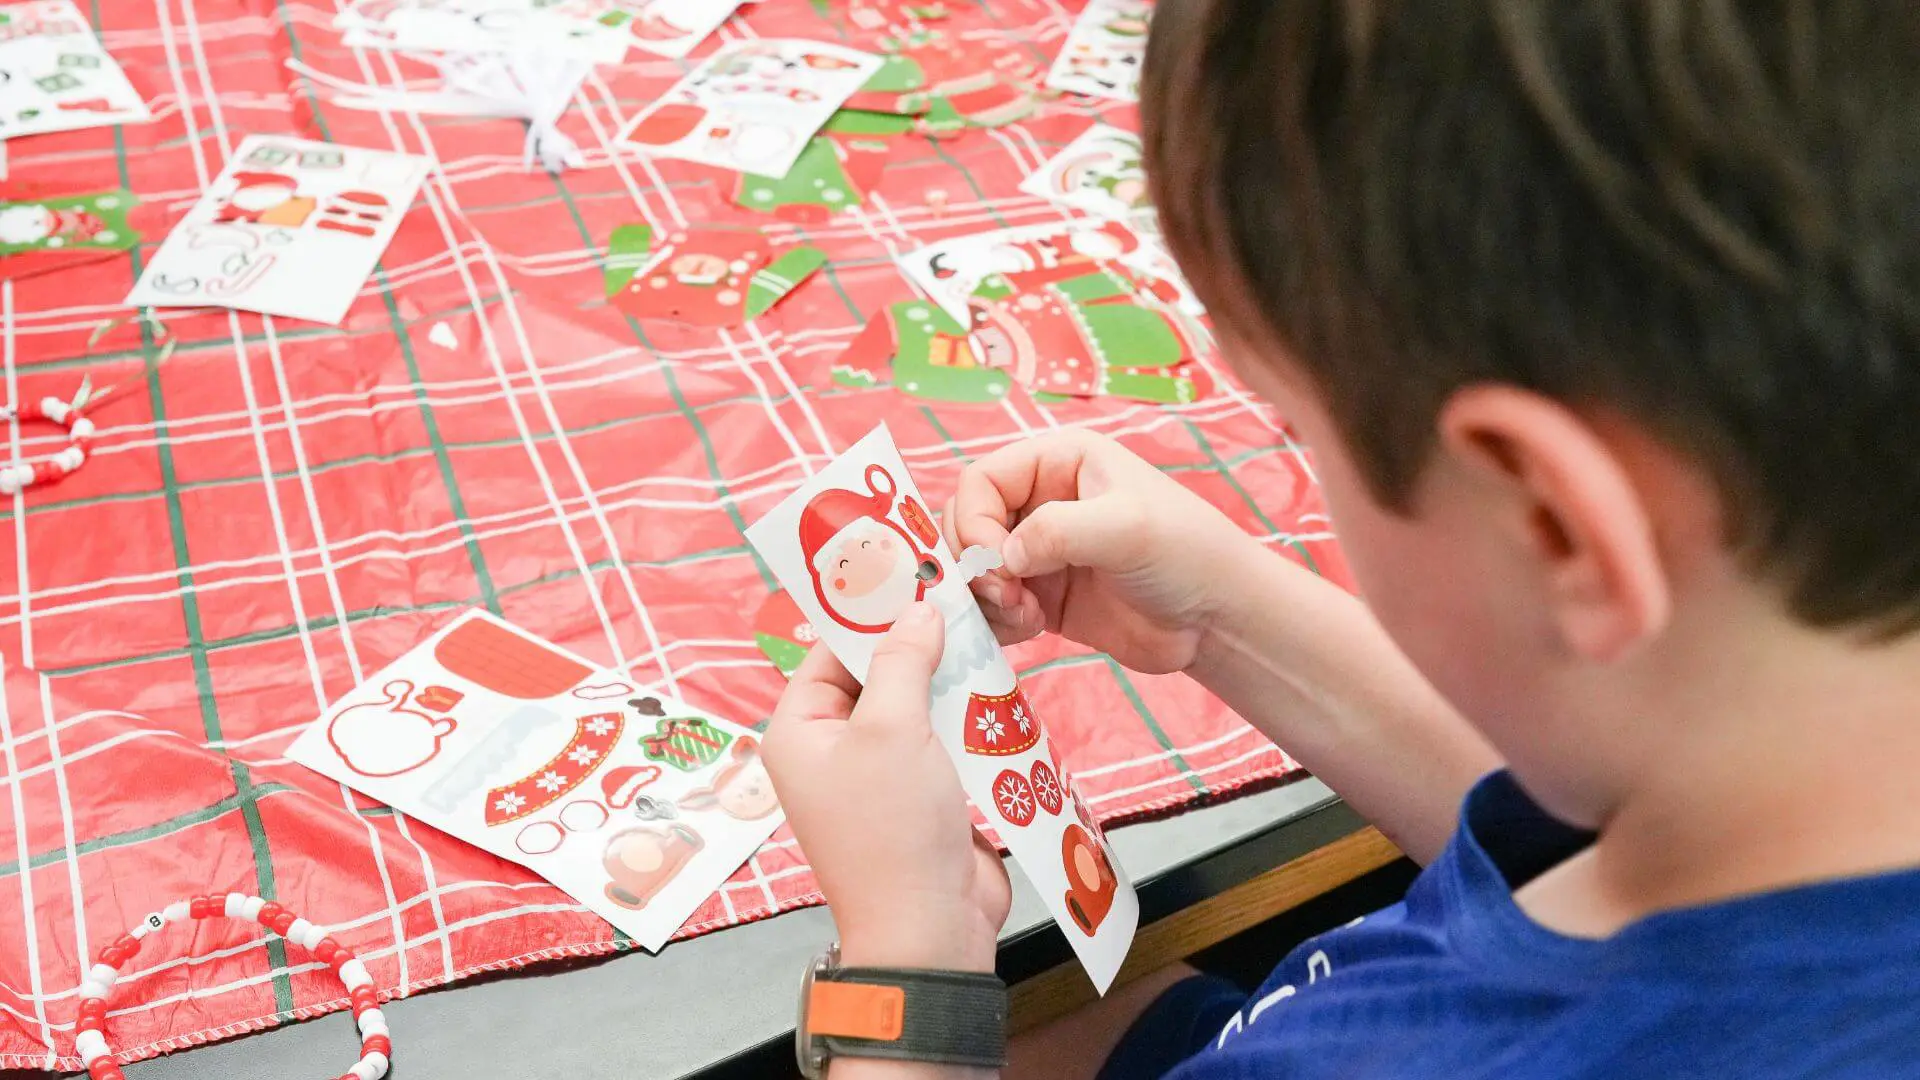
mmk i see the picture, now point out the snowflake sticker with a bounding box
[993,769,1036,828]
[976,709,1005,745]
[585,715,618,737]
[566,745,600,767]
[794,622,818,643]
[535,769,567,793]
[1012,701,1033,736]
[1030,760,1064,817]
[493,792,526,817]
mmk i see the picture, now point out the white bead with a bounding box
[69,417,94,439]
[75,1029,108,1064]
[132,911,165,939]
[240,897,266,922]
[348,1059,381,1080]
[289,918,325,950]
[162,900,190,923]
[356,1008,388,1039]
[51,446,82,471]
[77,977,110,1001]
[223,893,247,918]
[0,476,18,496]
[87,964,118,989]
[39,398,68,423]
[339,958,372,990]
[361,1050,391,1078]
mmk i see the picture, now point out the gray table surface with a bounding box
[51,777,1342,1080]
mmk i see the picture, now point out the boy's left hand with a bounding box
[763,602,1012,973]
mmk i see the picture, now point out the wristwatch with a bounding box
[796,943,1008,1078]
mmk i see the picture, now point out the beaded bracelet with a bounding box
[73,894,393,1080]
[0,390,98,495]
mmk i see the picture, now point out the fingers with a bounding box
[949,430,1104,552]
[771,644,858,727]
[849,601,946,732]
[1002,495,1147,578]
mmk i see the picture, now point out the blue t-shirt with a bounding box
[1105,771,1920,1079]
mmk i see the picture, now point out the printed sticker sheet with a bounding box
[0,0,148,140]
[1044,0,1151,103]
[747,426,1139,992]
[124,135,429,325]
[1020,122,1151,221]
[617,39,883,178]
[336,0,634,65]
[287,611,784,951]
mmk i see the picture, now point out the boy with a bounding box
[763,1,1920,1077]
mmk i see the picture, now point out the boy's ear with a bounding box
[1435,386,1674,662]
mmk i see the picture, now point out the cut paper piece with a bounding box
[753,589,817,678]
[289,52,589,174]
[745,425,1139,993]
[968,265,1204,405]
[607,225,826,328]
[287,610,784,952]
[1044,0,1150,103]
[0,1,151,140]
[615,39,884,179]
[830,299,1011,404]
[841,23,1046,134]
[897,218,1197,327]
[595,0,745,60]
[427,321,458,349]
[336,0,631,65]
[124,136,429,326]
[956,545,1003,583]
[732,134,891,224]
[0,189,137,255]
[1019,123,1151,222]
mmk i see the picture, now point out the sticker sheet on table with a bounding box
[0,0,150,140]
[287,611,786,952]
[746,425,1140,993]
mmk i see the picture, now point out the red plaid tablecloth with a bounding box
[0,0,1348,1070]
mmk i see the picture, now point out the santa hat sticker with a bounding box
[964,688,1042,757]
[626,101,707,146]
[602,764,662,810]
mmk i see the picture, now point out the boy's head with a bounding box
[1142,2,1920,822]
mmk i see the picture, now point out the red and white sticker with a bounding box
[993,768,1036,828]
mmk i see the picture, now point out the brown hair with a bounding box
[1142,0,1920,636]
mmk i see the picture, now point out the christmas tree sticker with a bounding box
[0,189,138,256]
[753,589,817,678]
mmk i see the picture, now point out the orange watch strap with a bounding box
[807,981,907,1042]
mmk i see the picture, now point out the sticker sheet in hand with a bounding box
[287,611,785,952]
[745,426,1139,992]
[124,136,429,326]
[0,1,150,140]
[898,218,1202,327]
[1044,0,1151,102]
[336,0,633,65]
[1019,123,1151,222]
[617,39,883,179]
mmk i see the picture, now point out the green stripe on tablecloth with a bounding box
[101,1,297,1007]
[0,785,295,881]
[548,177,777,592]
[1182,419,1321,576]
[1104,658,1206,794]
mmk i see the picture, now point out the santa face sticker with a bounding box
[0,189,138,256]
[616,39,884,178]
[286,609,785,953]
[125,136,429,325]
[797,463,946,634]
[746,425,1139,992]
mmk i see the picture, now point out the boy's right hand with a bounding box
[943,430,1257,675]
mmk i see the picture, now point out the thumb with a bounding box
[1002,497,1146,578]
[851,601,945,731]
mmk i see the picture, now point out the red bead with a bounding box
[190,896,215,919]
[89,1064,124,1080]
[96,942,132,968]
[266,910,297,935]
[255,901,286,927]
[349,986,378,1013]
[362,1034,392,1058]
[110,933,139,956]
[313,938,346,966]
[77,998,107,1031]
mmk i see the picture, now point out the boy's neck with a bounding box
[1516,599,1920,939]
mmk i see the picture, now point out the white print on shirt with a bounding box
[1215,946,1338,1051]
